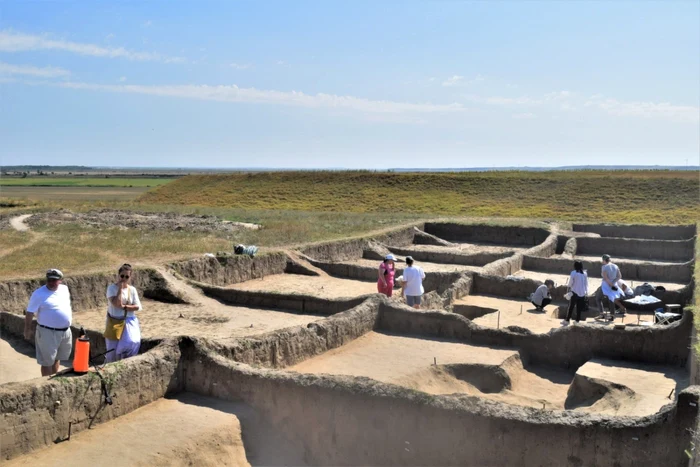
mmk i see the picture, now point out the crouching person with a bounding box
[24,269,72,376]
[104,264,142,363]
[530,279,554,311]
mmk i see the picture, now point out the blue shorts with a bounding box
[406,295,422,306]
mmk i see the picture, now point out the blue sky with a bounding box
[1,1,698,169]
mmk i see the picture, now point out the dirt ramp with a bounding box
[565,374,637,413]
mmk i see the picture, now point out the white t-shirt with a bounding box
[26,284,72,328]
[106,284,142,319]
[568,271,588,297]
[602,263,621,284]
[403,265,425,296]
[531,284,550,306]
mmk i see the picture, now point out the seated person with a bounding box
[530,279,554,311]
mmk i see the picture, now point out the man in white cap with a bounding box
[24,268,73,376]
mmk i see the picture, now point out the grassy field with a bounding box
[0,177,173,187]
[1,169,697,279]
[0,186,152,201]
[140,170,700,224]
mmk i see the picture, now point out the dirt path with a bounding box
[9,214,33,232]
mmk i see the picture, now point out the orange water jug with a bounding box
[73,328,90,374]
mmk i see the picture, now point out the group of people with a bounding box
[530,254,630,326]
[23,264,142,376]
[376,254,425,309]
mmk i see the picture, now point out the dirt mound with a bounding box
[565,373,637,413]
[26,209,260,233]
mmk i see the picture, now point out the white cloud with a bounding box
[585,96,699,123]
[442,74,484,87]
[0,30,186,63]
[0,61,70,78]
[463,94,541,106]
[142,20,153,28]
[276,60,288,66]
[229,63,251,70]
[119,76,127,82]
[105,33,115,41]
[463,89,698,123]
[442,75,463,87]
[51,81,464,115]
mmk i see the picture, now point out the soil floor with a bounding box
[457,294,659,331]
[339,258,482,274]
[557,254,690,266]
[513,269,687,292]
[457,295,562,334]
[289,331,572,410]
[400,242,527,255]
[75,298,323,340]
[574,359,688,416]
[228,273,378,299]
[0,335,69,385]
[6,393,306,466]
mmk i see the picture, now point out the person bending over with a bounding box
[530,279,554,311]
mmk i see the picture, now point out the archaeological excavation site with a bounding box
[1,220,699,466]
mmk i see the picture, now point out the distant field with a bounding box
[0,186,152,201]
[139,170,700,224]
[0,177,173,187]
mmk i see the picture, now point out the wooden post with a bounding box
[520,305,523,315]
[497,310,501,329]
[434,357,437,366]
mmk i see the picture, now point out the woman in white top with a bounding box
[562,260,588,325]
[104,263,142,363]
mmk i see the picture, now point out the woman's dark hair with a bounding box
[118,263,133,274]
[573,260,584,274]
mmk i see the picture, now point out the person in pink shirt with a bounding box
[377,254,397,297]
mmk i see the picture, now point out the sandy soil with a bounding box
[558,254,689,266]
[340,258,482,274]
[290,331,517,384]
[456,295,561,334]
[5,393,306,467]
[9,214,32,232]
[289,332,574,410]
[0,335,69,385]
[513,269,687,292]
[27,209,259,233]
[75,298,322,340]
[574,359,688,416]
[399,241,525,255]
[228,273,378,299]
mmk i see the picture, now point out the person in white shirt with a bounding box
[24,268,72,376]
[402,256,425,309]
[562,261,588,325]
[530,279,554,311]
[601,254,627,315]
[104,263,143,363]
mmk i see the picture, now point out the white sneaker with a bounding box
[560,320,569,326]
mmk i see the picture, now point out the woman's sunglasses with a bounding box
[120,274,130,279]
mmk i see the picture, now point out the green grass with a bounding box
[0,177,173,188]
[139,170,700,224]
[0,229,32,251]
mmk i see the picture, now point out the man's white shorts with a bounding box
[35,326,72,366]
